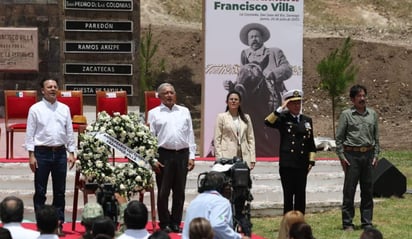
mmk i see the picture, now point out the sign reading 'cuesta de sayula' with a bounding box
[65,84,133,95]
[64,63,132,75]
[64,0,133,11]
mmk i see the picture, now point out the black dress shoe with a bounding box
[160,225,172,233]
[361,224,374,230]
[57,223,66,237]
[170,224,182,233]
[343,226,354,232]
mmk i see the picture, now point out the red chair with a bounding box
[4,90,38,159]
[95,91,128,161]
[142,90,161,230]
[57,90,86,132]
[71,125,95,231]
[95,91,128,118]
[144,91,161,123]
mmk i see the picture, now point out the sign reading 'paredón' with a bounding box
[65,20,133,32]
[64,63,132,75]
[64,0,133,11]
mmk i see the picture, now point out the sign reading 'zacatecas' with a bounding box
[64,63,132,75]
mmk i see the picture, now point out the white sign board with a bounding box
[0,27,39,72]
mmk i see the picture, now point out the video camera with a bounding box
[214,156,251,188]
[85,183,119,224]
[197,156,253,236]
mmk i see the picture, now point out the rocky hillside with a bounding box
[140,0,412,151]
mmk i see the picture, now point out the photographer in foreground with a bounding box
[182,171,249,239]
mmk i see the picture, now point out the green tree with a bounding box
[317,37,358,138]
[139,24,165,111]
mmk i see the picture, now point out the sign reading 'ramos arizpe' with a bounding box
[64,41,133,53]
[64,63,132,75]
[64,0,133,11]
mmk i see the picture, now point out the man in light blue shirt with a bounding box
[182,171,249,239]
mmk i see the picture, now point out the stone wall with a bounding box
[0,2,60,101]
[0,0,140,113]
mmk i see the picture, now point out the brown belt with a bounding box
[343,145,373,153]
[35,145,66,151]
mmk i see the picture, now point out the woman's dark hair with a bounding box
[289,222,315,239]
[225,91,248,123]
[189,217,214,239]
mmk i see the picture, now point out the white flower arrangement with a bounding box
[75,111,158,198]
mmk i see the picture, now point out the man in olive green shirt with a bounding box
[336,84,380,231]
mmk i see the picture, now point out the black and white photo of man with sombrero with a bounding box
[224,22,293,157]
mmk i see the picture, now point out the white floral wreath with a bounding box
[75,111,158,198]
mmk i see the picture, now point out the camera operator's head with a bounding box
[81,202,104,238]
[124,200,148,230]
[199,171,227,194]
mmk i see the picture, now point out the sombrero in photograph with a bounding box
[239,22,271,45]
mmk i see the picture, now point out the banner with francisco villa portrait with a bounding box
[202,0,304,157]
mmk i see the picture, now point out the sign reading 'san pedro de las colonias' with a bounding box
[65,63,132,75]
[65,84,133,95]
[64,0,133,11]
[0,27,38,71]
[65,20,133,32]
[64,41,133,53]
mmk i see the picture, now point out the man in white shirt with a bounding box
[148,83,196,233]
[0,196,40,239]
[116,201,150,239]
[25,77,76,236]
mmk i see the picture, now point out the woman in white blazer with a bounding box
[214,90,256,169]
[213,90,256,236]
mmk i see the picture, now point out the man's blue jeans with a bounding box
[33,147,67,222]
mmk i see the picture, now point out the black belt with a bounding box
[35,145,66,151]
[159,147,188,153]
[344,145,373,153]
